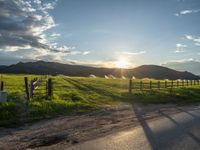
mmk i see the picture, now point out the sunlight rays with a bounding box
[114,58,129,68]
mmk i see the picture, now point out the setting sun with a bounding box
[115,59,129,68]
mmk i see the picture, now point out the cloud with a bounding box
[162,59,200,75]
[119,51,146,55]
[175,9,200,16]
[174,43,187,53]
[176,43,187,48]
[0,0,87,65]
[174,50,184,53]
[50,33,61,37]
[64,59,136,68]
[185,34,200,46]
[195,43,200,46]
[0,0,70,54]
[36,53,62,62]
[83,51,91,55]
[161,58,196,65]
[43,2,57,10]
[70,50,91,55]
[180,9,200,15]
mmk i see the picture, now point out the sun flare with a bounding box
[115,59,129,68]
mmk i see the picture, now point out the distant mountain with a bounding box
[0,65,7,70]
[0,66,7,70]
[163,61,200,75]
[128,65,199,80]
[0,61,199,80]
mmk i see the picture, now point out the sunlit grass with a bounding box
[0,74,200,127]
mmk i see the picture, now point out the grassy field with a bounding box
[0,74,200,127]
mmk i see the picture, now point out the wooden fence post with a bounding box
[165,81,167,88]
[129,79,132,94]
[182,80,184,87]
[177,80,179,87]
[190,80,192,86]
[24,77,30,101]
[30,80,34,98]
[171,80,174,88]
[0,81,3,91]
[47,78,52,97]
[187,80,189,86]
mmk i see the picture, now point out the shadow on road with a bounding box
[132,104,158,150]
[132,104,200,150]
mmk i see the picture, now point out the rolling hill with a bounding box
[0,61,199,80]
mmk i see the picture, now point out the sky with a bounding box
[0,0,200,68]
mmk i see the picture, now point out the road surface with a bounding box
[66,105,200,150]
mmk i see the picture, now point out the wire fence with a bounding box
[1,76,200,101]
[129,79,200,93]
[0,76,52,102]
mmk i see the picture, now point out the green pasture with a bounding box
[0,74,200,127]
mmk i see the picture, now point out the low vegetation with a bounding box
[0,74,200,127]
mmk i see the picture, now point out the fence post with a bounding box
[172,80,174,88]
[182,80,184,87]
[30,80,34,98]
[47,78,52,97]
[190,80,192,86]
[24,77,30,101]
[0,81,4,91]
[177,80,179,87]
[187,80,189,86]
[129,79,132,94]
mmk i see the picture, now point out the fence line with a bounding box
[1,76,52,102]
[1,76,199,99]
[129,79,200,93]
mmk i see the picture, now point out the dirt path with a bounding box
[0,103,196,150]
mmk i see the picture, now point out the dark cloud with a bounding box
[0,50,34,65]
[0,0,69,53]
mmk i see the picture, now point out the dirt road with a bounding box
[0,103,197,150]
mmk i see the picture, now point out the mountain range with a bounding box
[163,60,200,76]
[0,61,199,80]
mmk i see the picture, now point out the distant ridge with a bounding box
[0,65,7,70]
[0,61,199,80]
[163,60,200,75]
